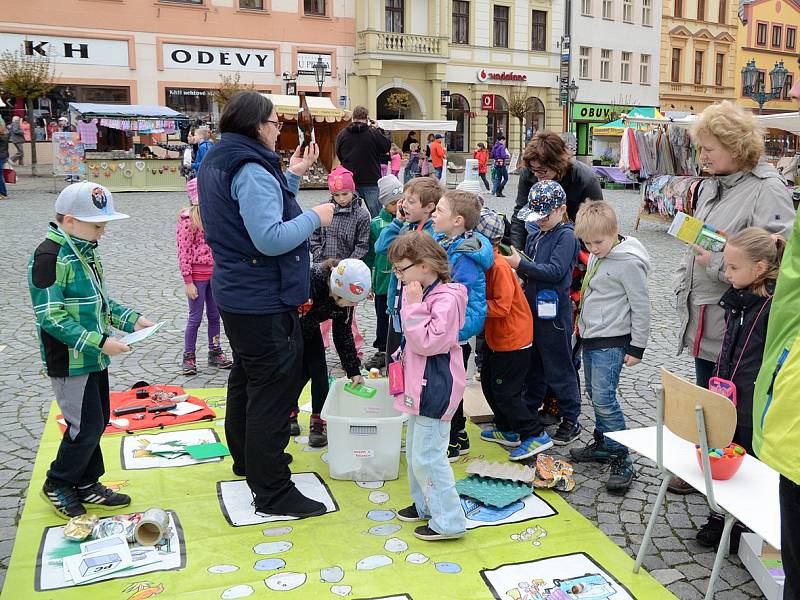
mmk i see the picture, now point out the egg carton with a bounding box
[465,459,536,484]
[455,475,532,509]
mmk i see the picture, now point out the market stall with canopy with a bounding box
[68,103,189,192]
[263,94,351,188]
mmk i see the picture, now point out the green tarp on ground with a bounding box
[1,387,675,600]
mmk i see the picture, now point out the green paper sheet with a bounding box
[185,442,231,460]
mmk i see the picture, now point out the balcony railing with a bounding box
[666,82,733,97]
[357,31,446,58]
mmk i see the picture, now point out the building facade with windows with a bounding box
[735,0,799,114]
[570,0,662,157]
[658,0,738,113]
[0,0,355,126]
[349,0,563,158]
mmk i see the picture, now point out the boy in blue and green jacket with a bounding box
[374,177,443,362]
[28,182,154,519]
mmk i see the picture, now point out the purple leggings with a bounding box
[184,279,221,354]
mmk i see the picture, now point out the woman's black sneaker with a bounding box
[413,525,463,540]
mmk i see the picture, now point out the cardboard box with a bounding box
[738,532,785,600]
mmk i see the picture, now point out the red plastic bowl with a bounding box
[695,444,746,480]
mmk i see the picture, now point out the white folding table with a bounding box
[607,426,781,549]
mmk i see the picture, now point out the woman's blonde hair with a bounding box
[726,227,786,297]
[387,231,451,283]
[178,205,203,232]
[691,101,764,172]
[574,200,618,240]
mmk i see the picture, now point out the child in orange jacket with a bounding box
[475,208,551,461]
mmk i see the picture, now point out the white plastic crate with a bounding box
[321,378,404,481]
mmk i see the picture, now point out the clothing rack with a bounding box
[621,116,701,230]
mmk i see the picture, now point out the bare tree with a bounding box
[384,91,410,118]
[0,48,55,176]
[507,85,528,152]
[212,72,256,113]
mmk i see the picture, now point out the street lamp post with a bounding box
[567,79,579,141]
[312,55,327,95]
[741,59,788,114]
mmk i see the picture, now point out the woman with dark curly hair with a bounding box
[510,132,603,248]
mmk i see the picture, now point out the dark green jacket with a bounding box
[28,224,140,377]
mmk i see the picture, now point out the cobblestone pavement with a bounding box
[0,173,766,598]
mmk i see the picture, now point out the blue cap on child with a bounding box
[518,180,566,222]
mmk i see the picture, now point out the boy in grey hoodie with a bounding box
[570,201,651,494]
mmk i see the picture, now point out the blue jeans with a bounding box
[583,346,628,454]
[492,165,508,194]
[406,415,466,536]
[356,184,381,218]
[434,166,443,180]
[0,160,7,196]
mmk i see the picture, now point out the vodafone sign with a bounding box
[477,68,528,83]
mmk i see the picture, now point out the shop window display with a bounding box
[446,94,469,152]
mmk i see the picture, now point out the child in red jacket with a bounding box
[473,143,490,191]
[176,178,231,375]
[475,208,548,461]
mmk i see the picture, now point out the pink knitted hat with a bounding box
[328,165,356,194]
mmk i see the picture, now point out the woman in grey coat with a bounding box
[8,116,24,167]
[674,101,794,389]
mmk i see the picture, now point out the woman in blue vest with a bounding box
[198,92,334,518]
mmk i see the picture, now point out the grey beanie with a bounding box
[377,175,404,206]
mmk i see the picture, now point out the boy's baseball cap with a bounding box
[377,174,403,206]
[434,133,444,139]
[329,259,372,303]
[518,180,566,222]
[54,182,129,222]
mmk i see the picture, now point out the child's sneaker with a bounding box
[396,504,427,522]
[569,434,615,463]
[41,481,85,519]
[447,442,460,462]
[77,482,131,509]
[208,348,232,369]
[413,525,463,541]
[552,419,581,445]
[457,430,470,455]
[480,428,521,447]
[308,414,327,448]
[509,432,554,461]
[289,410,301,437]
[606,454,635,494]
[181,352,197,375]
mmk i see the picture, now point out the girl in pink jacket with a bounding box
[387,231,468,541]
[176,178,231,375]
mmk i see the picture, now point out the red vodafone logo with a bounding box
[476,69,528,83]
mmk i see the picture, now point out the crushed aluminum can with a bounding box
[91,512,142,543]
[63,513,99,542]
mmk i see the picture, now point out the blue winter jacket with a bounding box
[517,220,579,331]
[375,218,435,331]
[438,231,494,342]
[192,140,213,171]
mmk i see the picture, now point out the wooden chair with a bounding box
[635,368,737,600]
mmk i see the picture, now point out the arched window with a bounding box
[524,97,546,143]
[486,95,508,144]
[446,94,470,152]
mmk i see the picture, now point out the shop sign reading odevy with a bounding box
[162,44,275,73]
